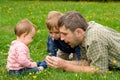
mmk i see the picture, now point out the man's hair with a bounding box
[14,19,36,37]
[58,11,88,32]
[46,11,63,31]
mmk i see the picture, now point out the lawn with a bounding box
[0,0,120,80]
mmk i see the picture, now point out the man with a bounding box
[46,11,120,73]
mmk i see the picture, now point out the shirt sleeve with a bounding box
[15,45,37,68]
[86,40,109,73]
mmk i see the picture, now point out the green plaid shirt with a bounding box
[80,21,120,72]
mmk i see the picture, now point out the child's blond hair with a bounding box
[14,19,36,37]
[46,11,63,31]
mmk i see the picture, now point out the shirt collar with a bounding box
[81,21,96,47]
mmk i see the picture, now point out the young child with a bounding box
[46,11,80,60]
[6,19,47,75]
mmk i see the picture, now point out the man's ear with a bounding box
[75,28,84,36]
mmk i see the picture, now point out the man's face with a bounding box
[59,26,82,48]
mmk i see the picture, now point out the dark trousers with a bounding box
[9,67,40,75]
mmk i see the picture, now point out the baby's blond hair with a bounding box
[14,19,36,37]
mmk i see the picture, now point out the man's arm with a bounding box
[63,61,93,73]
[66,59,90,66]
[46,56,94,73]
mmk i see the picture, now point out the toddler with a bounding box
[46,11,81,60]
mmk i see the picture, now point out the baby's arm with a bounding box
[16,46,37,68]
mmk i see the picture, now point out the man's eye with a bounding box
[63,33,67,35]
[61,33,67,35]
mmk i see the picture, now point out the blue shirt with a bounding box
[47,35,81,60]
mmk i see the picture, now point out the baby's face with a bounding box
[49,27,60,40]
[23,27,36,46]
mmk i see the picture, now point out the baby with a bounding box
[6,19,47,75]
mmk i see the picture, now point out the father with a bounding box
[46,11,120,73]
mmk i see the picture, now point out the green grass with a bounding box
[0,1,120,80]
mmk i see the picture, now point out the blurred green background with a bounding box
[0,1,120,80]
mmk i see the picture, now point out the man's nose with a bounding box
[60,34,64,41]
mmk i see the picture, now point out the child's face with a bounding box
[24,27,36,46]
[49,27,60,40]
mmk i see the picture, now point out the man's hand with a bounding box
[46,56,66,69]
